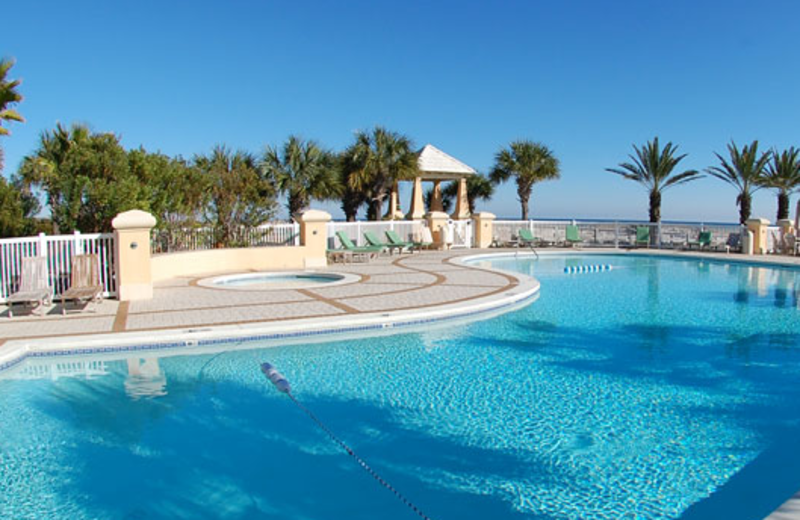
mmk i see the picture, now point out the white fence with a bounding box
[494,220,747,250]
[151,223,300,254]
[0,232,117,303]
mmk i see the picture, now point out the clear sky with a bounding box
[3,0,800,222]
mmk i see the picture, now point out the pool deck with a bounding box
[0,249,540,366]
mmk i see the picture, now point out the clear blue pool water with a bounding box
[2,254,800,520]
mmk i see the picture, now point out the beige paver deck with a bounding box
[0,250,522,344]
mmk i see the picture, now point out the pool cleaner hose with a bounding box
[260,362,434,520]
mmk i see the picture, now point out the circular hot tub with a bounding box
[197,271,358,291]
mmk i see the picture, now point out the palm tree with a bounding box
[19,123,92,233]
[442,174,495,214]
[342,127,418,221]
[707,141,771,224]
[261,136,340,218]
[760,147,800,221]
[606,137,701,223]
[0,58,25,173]
[194,146,276,247]
[490,141,559,220]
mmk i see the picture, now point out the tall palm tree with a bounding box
[442,174,496,214]
[342,127,419,221]
[606,137,701,222]
[760,147,800,221]
[0,58,25,173]
[707,141,771,224]
[490,141,559,220]
[261,136,340,218]
[19,123,92,233]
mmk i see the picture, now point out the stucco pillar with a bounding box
[746,218,770,255]
[112,210,157,301]
[299,209,332,268]
[452,177,470,220]
[386,183,404,220]
[426,211,450,250]
[778,218,795,236]
[408,177,426,220]
[430,181,444,212]
[472,212,495,249]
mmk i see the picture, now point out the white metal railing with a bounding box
[151,222,300,254]
[0,231,116,303]
[493,220,746,250]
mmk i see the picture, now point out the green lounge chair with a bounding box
[337,231,382,254]
[384,230,417,253]
[687,230,712,250]
[363,231,402,255]
[566,225,583,247]
[635,226,650,248]
[518,228,541,257]
[328,232,382,263]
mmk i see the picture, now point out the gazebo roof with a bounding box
[416,144,476,180]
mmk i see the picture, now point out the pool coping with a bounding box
[0,255,541,374]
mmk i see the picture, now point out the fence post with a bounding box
[657,221,662,249]
[614,221,619,248]
[38,232,48,258]
[356,221,362,246]
[299,209,332,268]
[112,210,157,301]
[73,230,83,255]
[472,212,495,248]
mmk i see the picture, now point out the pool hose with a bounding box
[260,362,434,520]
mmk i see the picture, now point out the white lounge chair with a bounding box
[7,256,52,317]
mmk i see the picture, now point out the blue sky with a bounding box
[3,0,800,222]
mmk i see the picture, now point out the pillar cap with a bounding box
[424,211,450,219]
[746,218,771,225]
[298,209,332,223]
[112,210,157,230]
[471,212,496,220]
[777,218,794,226]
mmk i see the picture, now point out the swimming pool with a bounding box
[2,254,800,519]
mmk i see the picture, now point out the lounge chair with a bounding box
[635,226,651,248]
[687,231,712,250]
[332,231,382,261]
[59,254,104,315]
[363,231,402,255]
[6,256,52,318]
[384,229,417,253]
[518,228,541,258]
[566,225,583,247]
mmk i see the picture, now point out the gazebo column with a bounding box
[386,182,404,220]
[451,177,469,219]
[408,176,426,220]
[430,181,444,212]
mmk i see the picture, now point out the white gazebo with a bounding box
[386,144,476,220]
